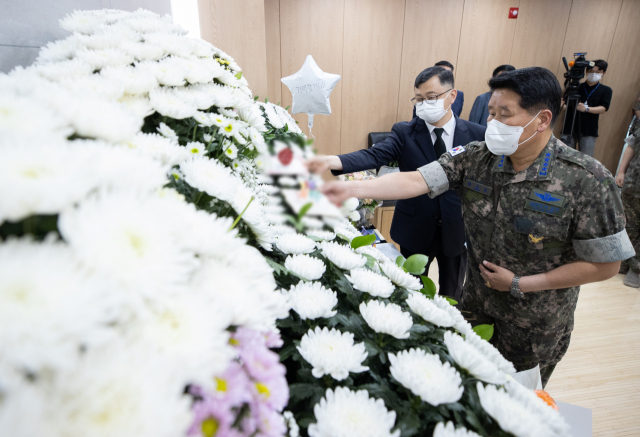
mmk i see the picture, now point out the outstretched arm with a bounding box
[321,171,430,204]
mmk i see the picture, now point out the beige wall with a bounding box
[201,0,640,173]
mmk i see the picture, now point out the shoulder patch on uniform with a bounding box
[449,146,466,156]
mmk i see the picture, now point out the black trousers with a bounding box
[400,227,467,299]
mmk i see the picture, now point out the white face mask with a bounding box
[485,111,541,156]
[587,73,602,83]
[416,91,452,124]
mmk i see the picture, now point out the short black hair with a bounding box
[492,64,515,77]
[588,59,608,72]
[434,60,454,72]
[415,66,454,89]
[488,67,562,127]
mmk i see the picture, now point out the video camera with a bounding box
[560,53,595,145]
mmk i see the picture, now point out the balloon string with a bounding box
[308,114,315,139]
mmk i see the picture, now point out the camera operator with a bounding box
[565,60,612,157]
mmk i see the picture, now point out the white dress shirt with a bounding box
[425,114,456,152]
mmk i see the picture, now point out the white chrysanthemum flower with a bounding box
[298,327,369,380]
[156,122,178,140]
[126,293,235,388]
[343,197,360,211]
[58,73,126,101]
[101,64,159,96]
[271,225,296,237]
[59,10,108,34]
[180,156,239,202]
[58,193,199,299]
[308,387,400,437]
[63,98,143,143]
[276,234,316,255]
[285,254,326,281]
[0,93,71,139]
[306,229,336,241]
[301,216,324,229]
[118,94,155,118]
[345,268,395,298]
[348,210,360,221]
[333,225,360,242]
[406,293,460,327]
[287,282,337,320]
[75,47,134,70]
[121,40,165,61]
[126,133,190,166]
[433,422,481,437]
[320,241,366,270]
[37,36,82,63]
[223,142,238,160]
[477,380,570,437]
[443,331,515,384]
[185,141,206,156]
[359,301,412,339]
[0,138,103,222]
[355,245,387,262]
[150,57,187,87]
[149,86,197,119]
[1,344,193,437]
[389,349,463,406]
[380,262,422,290]
[0,238,114,375]
[92,144,169,193]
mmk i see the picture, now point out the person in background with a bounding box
[567,59,612,157]
[412,61,464,118]
[321,67,633,387]
[307,66,485,299]
[616,94,640,286]
[468,64,516,127]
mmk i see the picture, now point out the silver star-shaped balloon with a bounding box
[281,55,341,133]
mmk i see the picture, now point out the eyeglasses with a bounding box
[411,89,452,106]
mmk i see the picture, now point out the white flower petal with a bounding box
[359,301,412,339]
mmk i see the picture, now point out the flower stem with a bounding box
[194,191,204,207]
[23,216,35,236]
[228,196,254,232]
[192,124,197,141]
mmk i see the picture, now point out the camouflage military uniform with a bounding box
[418,135,635,386]
[622,135,640,273]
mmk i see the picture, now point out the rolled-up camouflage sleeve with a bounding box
[572,173,635,262]
[417,144,473,198]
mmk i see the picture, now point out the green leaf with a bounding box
[445,297,458,305]
[403,254,429,275]
[306,138,314,145]
[419,276,437,299]
[254,95,259,101]
[288,383,324,403]
[350,234,376,249]
[297,202,313,221]
[235,71,242,79]
[265,258,290,277]
[336,233,351,242]
[395,255,406,268]
[265,97,269,103]
[285,105,291,111]
[472,324,494,341]
[362,253,377,270]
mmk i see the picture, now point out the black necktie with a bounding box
[434,127,446,158]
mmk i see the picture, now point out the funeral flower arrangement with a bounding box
[0,8,570,437]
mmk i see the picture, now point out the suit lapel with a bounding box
[412,118,436,163]
[452,115,473,149]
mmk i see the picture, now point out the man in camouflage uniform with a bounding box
[616,99,640,287]
[321,67,634,387]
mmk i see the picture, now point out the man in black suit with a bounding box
[307,66,485,298]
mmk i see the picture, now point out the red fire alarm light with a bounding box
[509,7,519,19]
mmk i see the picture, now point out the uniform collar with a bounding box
[491,136,558,182]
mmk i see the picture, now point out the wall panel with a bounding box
[395,0,464,123]
[198,0,269,99]
[509,0,573,72]
[455,0,520,121]
[341,0,406,154]
[279,0,344,156]
[264,0,282,104]
[592,0,640,172]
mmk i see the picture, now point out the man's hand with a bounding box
[321,181,353,205]
[479,261,515,292]
[576,102,587,112]
[306,155,343,174]
[616,172,625,188]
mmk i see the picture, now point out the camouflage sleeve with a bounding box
[572,172,635,263]
[417,142,478,198]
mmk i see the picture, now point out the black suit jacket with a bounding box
[335,115,485,256]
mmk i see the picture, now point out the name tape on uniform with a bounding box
[464,179,492,196]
